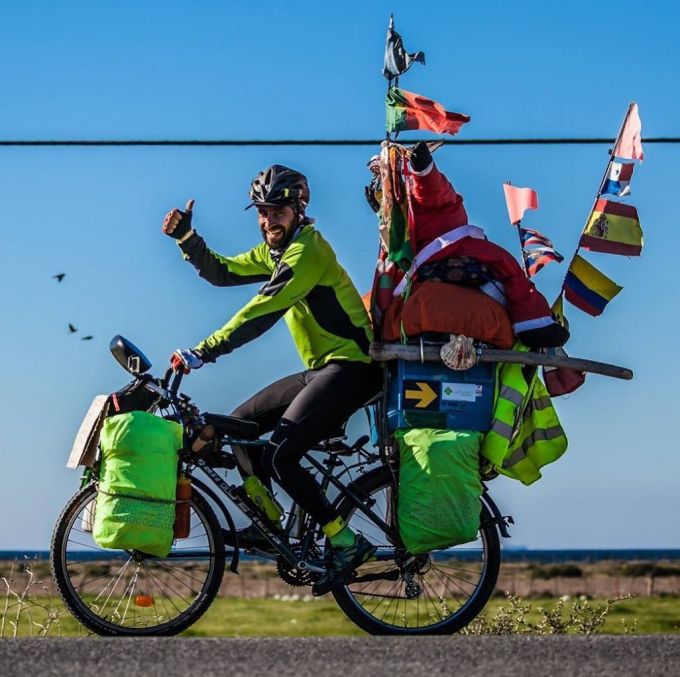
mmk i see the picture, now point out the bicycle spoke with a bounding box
[53,485,224,635]
[154,560,209,596]
[431,563,477,598]
[140,564,187,617]
[429,565,469,605]
[420,577,446,623]
[116,569,139,626]
[334,469,500,633]
[143,561,172,626]
[66,538,117,552]
[94,558,132,610]
[366,577,402,618]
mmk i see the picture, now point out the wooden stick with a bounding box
[369,343,633,380]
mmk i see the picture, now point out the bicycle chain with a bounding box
[276,544,322,587]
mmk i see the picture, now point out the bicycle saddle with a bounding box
[203,413,260,439]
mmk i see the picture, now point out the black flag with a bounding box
[382,15,425,81]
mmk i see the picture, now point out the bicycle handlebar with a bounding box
[169,367,184,395]
[145,366,186,406]
[161,367,173,389]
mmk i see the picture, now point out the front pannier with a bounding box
[93,411,183,557]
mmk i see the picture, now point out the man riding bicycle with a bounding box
[162,165,382,595]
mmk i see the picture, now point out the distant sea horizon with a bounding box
[3,548,680,563]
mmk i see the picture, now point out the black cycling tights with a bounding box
[231,361,382,527]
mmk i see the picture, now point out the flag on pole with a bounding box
[551,294,569,330]
[519,227,564,277]
[503,183,539,225]
[601,161,634,197]
[382,15,425,80]
[386,88,470,135]
[581,199,643,256]
[563,255,623,316]
[613,103,644,161]
[378,144,413,270]
[520,227,557,250]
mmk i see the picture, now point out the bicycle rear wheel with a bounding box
[51,483,225,636]
[332,466,501,635]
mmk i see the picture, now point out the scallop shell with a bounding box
[440,334,477,371]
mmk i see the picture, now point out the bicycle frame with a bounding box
[186,432,400,575]
[95,346,511,581]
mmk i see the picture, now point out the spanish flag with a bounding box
[563,255,622,317]
[386,88,470,136]
[581,199,643,256]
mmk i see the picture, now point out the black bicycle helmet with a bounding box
[246,164,310,210]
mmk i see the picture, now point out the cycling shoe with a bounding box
[312,534,376,596]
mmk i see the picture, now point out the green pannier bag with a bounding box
[93,411,183,557]
[396,428,483,555]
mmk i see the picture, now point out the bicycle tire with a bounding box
[331,466,501,635]
[51,483,225,636]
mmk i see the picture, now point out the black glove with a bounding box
[517,323,570,349]
[409,141,432,172]
[162,199,194,240]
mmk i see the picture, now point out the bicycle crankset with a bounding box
[276,545,323,587]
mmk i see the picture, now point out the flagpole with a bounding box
[515,219,530,277]
[554,101,636,303]
[385,14,396,143]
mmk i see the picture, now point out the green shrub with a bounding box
[619,563,680,577]
[530,564,583,579]
[462,593,634,636]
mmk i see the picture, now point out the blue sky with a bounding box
[1,0,678,549]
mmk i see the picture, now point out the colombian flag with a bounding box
[386,88,470,136]
[563,255,622,316]
[581,199,643,256]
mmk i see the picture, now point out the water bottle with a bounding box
[174,472,192,539]
[243,475,284,523]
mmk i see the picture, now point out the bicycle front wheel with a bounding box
[51,483,225,636]
[332,466,501,635]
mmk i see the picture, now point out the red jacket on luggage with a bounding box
[370,145,568,348]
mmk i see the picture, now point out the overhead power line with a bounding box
[0,137,677,147]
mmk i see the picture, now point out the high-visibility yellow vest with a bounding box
[481,347,568,485]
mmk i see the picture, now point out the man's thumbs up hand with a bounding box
[163,199,195,241]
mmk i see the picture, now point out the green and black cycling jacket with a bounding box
[179,225,374,368]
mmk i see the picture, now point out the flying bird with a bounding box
[52,273,66,282]
[81,336,94,341]
[68,323,77,333]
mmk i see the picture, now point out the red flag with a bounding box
[542,348,586,396]
[613,103,644,161]
[503,183,538,224]
[386,88,470,136]
[543,365,586,396]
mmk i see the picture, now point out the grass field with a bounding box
[2,595,679,637]
[3,558,679,637]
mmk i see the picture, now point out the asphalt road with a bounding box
[2,636,679,676]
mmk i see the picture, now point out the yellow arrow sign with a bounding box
[404,382,438,409]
